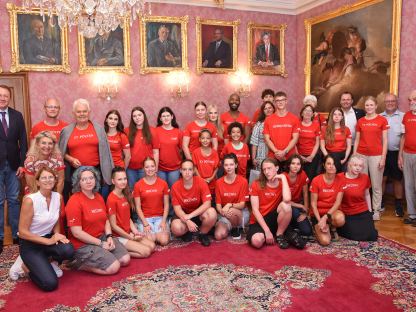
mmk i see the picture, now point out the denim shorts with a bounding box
[136,216,169,233]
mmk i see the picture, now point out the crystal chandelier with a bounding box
[22,0,151,38]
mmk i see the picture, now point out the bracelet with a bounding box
[106,234,113,239]
[326,213,332,223]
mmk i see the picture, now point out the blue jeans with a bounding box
[157,169,180,189]
[0,162,21,239]
[126,168,144,189]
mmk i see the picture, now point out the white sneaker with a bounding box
[9,256,25,281]
[373,212,381,221]
[51,262,63,278]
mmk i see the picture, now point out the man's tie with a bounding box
[1,112,8,136]
[266,45,269,62]
[215,41,220,53]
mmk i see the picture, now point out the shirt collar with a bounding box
[381,109,400,116]
[0,107,9,114]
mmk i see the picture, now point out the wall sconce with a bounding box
[93,71,119,102]
[167,71,190,98]
[230,69,252,97]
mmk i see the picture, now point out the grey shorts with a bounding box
[72,234,128,270]
[217,208,250,230]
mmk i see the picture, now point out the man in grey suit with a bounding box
[255,32,279,67]
[147,25,181,67]
[22,18,58,65]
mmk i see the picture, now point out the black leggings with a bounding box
[20,236,74,291]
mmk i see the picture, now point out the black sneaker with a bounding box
[0,240,3,254]
[403,218,416,225]
[198,233,211,247]
[285,230,306,249]
[180,231,193,242]
[395,202,404,217]
[275,235,289,249]
[230,228,241,240]
[13,238,19,245]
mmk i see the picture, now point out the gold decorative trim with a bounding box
[78,16,132,74]
[304,0,401,95]
[196,17,240,74]
[140,15,189,74]
[7,3,70,73]
[247,22,287,77]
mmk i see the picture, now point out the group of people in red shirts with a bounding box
[9,87,416,292]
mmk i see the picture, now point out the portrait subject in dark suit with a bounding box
[255,32,280,67]
[147,25,181,68]
[0,85,28,253]
[202,29,231,68]
[86,31,124,66]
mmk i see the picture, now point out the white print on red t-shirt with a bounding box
[73,134,94,140]
[183,197,198,203]
[322,189,335,193]
[272,124,293,128]
[91,208,105,213]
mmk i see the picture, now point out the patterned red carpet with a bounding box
[0,236,415,311]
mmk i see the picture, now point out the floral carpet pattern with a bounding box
[83,264,330,312]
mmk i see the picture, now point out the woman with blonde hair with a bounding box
[207,104,225,158]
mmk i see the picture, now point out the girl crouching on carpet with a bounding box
[134,158,170,246]
[337,155,378,241]
[248,158,301,249]
[310,155,346,246]
[66,166,130,275]
[17,167,74,291]
[170,159,217,247]
[107,167,156,257]
[283,155,313,236]
[214,153,250,240]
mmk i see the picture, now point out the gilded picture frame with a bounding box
[247,22,287,76]
[7,3,70,73]
[304,0,402,113]
[78,16,132,74]
[196,18,239,74]
[140,15,188,74]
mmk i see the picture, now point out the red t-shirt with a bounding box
[283,170,309,203]
[67,122,100,166]
[125,127,160,170]
[133,177,169,218]
[309,174,345,216]
[30,120,68,141]
[402,111,416,154]
[249,180,283,224]
[320,126,351,152]
[66,192,107,249]
[215,175,249,206]
[171,176,211,214]
[184,121,218,154]
[337,173,371,216]
[106,192,132,235]
[297,122,320,156]
[356,115,389,156]
[192,147,220,191]
[155,127,183,171]
[220,111,250,141]
[107,132,130,167]
[221,142,250,177]
[263,112,300,157]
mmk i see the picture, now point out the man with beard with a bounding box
[264,91,300,164]
[220,93,251,143]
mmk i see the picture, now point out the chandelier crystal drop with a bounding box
[22,0,151,38]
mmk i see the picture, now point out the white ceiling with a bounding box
[150,0,332,15]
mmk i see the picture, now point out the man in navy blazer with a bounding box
[0,85,28,253]
[202,29,231,68]
[339,91,365,146]
[255,32,280,67]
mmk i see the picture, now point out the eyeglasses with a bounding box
[275,98,287,102]
[44,106,60,109]
[80,176,95,182]
[39,176,56,181]
[408,98,416,103]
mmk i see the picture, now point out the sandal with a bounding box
[285,229,306,250]
[275,235,289,249]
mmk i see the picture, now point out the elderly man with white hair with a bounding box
[59,99,113,202]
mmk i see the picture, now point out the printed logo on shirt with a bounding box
[199,159,215,164]
[184,197,198,203]
[361,122,379,127]
[322,189,335,193]
[264,192,277,196]
[73,134,94,140]
[91,208,104,213]
[68,217,76,225]
[121,201,129,207]
[223,192,237,197]
[345,183,359,189]
[272,124,293,129]
[145,189,158,193]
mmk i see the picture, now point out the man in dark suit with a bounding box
[86,31,124,66]
[339,91,365,146]
[147,25,181,67]
[22,18,58,65]
[0,85,28,253]
[255,32,280,67]
[202,29,231,68]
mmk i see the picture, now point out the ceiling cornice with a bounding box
[149,0,332,15]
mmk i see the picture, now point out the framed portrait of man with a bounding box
[78,18,132,74]
[7,4,70,73]
[305,0,402,113]
[248,22,287,76]
[140,16,188,74]
[196,18,239,74]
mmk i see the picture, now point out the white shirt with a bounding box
[343,107,357,143]
[27,191,60,236]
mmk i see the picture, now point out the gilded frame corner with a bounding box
[247,22,287,77]
[78,15,132,75]
[139,15,189,74]
[7,3,70,73]
[304,0,401,96]
[196,17,240,74]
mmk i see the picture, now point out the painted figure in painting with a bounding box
[202,28,231,68]
[86,31,124,66]
[147,25,181,67]
[255,31,279,67]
